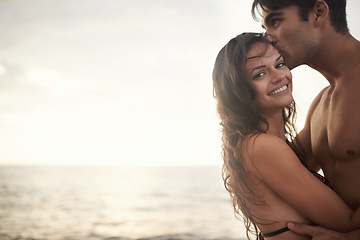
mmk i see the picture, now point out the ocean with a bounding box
[0,165,247,240]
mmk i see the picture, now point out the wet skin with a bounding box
[261,4,360,210]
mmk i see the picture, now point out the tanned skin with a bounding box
[261,1,360,211]
[258,0,360,239]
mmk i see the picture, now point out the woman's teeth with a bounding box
[268,85,288,95]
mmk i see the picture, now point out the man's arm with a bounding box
[295,87,330,171]
[296,126,319,171]
[287,222,360,240]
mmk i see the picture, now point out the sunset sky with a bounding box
[0,0,359,166]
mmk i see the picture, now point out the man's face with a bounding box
[261,5,314,69]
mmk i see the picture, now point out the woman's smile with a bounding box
[268,84,289,95]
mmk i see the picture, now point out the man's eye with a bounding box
[271,19,279,26]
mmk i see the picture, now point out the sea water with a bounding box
[0,165,247,240]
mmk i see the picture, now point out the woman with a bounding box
[212,32,360,240]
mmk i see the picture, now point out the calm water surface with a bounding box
[0,165,246,240]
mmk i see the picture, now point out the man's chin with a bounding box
[287,64,296,70]
[287,62,302,70]
[284,58,298,70]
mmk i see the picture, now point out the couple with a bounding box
[213,0,360,239]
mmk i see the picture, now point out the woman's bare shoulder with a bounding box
[244,133,287,152]
[242,134,290,166]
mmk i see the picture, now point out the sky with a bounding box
[0,0,359,166]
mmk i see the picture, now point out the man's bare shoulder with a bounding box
[306,86,330,120]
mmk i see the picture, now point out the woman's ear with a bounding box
[313,0,329,26]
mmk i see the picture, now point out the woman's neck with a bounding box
[264,114,286,141]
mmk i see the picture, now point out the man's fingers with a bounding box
[288,222,355,240]
[287,222,316,236]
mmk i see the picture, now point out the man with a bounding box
[287,222,360,240]
[251,0,360,239]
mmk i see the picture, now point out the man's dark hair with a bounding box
[251,0,349,34]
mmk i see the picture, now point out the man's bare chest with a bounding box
[310,95,360,161]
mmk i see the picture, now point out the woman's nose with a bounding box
[271,70,285,83]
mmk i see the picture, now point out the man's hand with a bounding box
[287,222,360,240]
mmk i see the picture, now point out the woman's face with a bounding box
[245,42,293,115]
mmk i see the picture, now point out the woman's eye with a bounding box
[276,62,285,68]
[254,72,265,79]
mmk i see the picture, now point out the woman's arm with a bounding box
[246,134,360,232]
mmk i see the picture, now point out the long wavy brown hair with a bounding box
[212,33,300,239]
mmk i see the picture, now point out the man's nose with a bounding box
[265,33,276,44]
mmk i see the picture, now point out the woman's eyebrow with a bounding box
[249,65,265,75]
[249,55,282,74]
